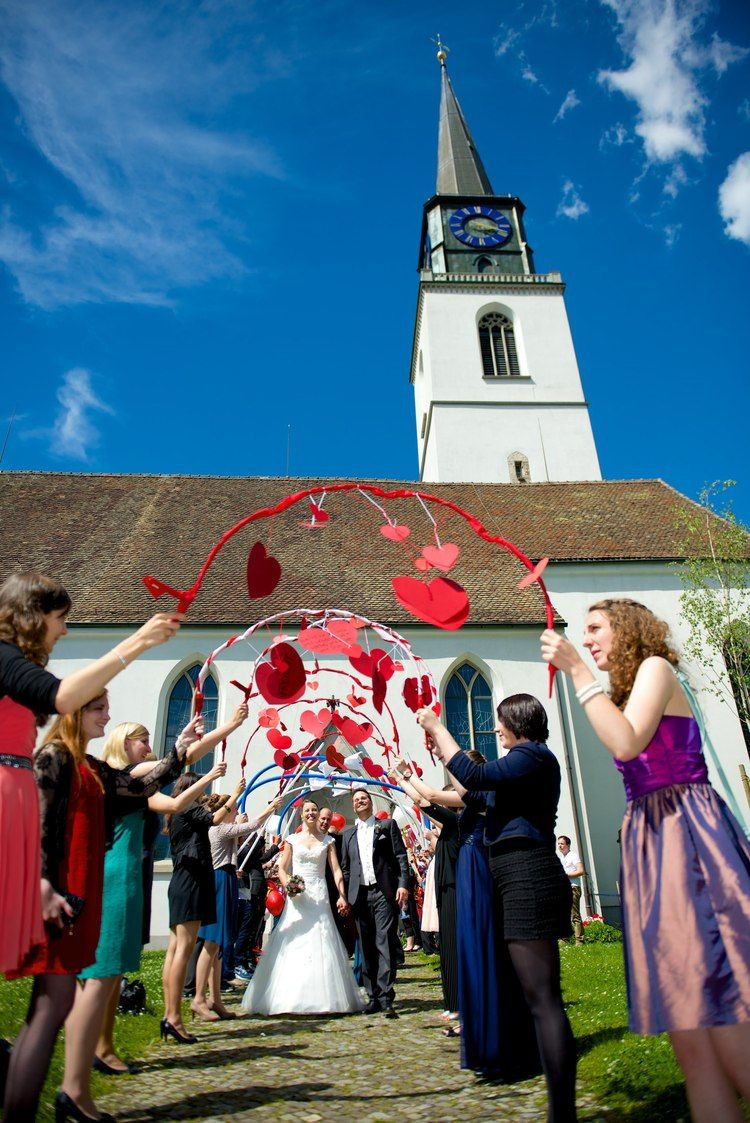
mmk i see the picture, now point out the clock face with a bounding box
[449,205,512,248]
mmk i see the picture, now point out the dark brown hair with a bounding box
[0,572,71,667]
[588,599,679,709]
[496,694,549,744]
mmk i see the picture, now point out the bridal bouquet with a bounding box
[286,874,305,898]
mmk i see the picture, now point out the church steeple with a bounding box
[436,58,494,195]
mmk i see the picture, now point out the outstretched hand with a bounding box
[540,629,585,676]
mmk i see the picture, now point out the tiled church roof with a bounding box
[0,473,707,625]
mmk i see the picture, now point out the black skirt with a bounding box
[489,843,572,941]
[168,857,216,928]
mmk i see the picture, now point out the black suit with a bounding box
[340,817,409,1006]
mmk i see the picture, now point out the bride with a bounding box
[241,798,365,1015]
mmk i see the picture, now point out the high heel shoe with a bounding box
[54,1090,115,1122]
[207,1003,237,1020]
[189,1002,219,1022]
[159,1019,197,1045]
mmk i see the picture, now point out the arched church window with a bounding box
[508,452,531,483]
[475,256,494,273]
[153,664,219,862]
[444,662,498,761]
[478,312,520,378]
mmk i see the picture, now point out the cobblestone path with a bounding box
[98,957,611,1122]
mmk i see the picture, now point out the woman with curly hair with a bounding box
[541,599,750,1123]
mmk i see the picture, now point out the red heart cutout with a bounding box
[420,675,434,706]
[372,666,386,715]
[347,692,366,708]
[258,707,280,728]
[331,714,373,746]
[349,648,394,680]
[308,502,329,524]
[267,728,292,751]
[307,679,319,690]
[256,642,307,704]
[298,620,362,657]
[380,524,410,542]
[403,677,420,713]
[432,702,441,717]
[362,757,385,779]
[273,748,300,770]
[413,557,431,572]
[246,541,282,599]
[421,543,460,572]
[518,557,550,589]
[299,708,331,740]
[391,576,470,631]
[326,743,346,770]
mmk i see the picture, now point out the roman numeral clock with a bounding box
[448,205,512,248]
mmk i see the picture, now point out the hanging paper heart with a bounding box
[273,747,299,770]
[349,648,395,680]
[403,677,420,713]
[325,743,346,770]
[362,756,385,779]
[346,692,366,708]
[372,666,386,715]
[308,502,329,523]
[391,576,470,631]
[412,762,424,778]
[421,543,460,573]
[246,541,282,599]
[297,620,362,657]
[331,714,373,746]
[393,661,404,672]
[432,702,442,717]
[267,727,292,751]
[299,708,331,739]
[256,642,306,704]
[420,675,434,706]
[380,524,411,542]
[518,557,550,589]
[414,557,431,572]
[307,679,319,690]
[258,707,280,728]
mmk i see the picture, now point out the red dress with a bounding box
[0,696,46,974]
[11,761,105,977]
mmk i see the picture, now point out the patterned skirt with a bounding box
[489,842,572,941]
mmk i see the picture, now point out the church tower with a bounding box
[411,49,601,485]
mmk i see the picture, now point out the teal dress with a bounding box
[79,808,145,978]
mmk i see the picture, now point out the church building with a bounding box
[2,57,748,945]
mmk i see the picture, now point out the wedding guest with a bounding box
[4,692,186,1123]
[320,807,357,956]
[419,831,440,956]
[0,572,181,980]
[417,696,576,1123]
[557,836,585,947]
[192,785,282,1021]
[413,795,459,1022]
[161,772,245,1042]
[392,759,541,1080]
[542,599,750,1122]
[234,831,282,981]
[84,709,247,1078]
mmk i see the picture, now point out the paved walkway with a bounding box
[98,958,610,1122]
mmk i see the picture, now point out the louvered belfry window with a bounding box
[478,312,520,378]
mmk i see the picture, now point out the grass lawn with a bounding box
[0,945,694,1122]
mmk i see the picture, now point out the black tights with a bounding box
[2,973,76,1121]
[508,939,577,1123]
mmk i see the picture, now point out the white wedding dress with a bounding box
[241,833,365,1015]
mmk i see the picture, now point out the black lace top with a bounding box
[35,744,184,887]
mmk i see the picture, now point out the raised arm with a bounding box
[540,631,676,761]
[390,757,466,806]
[148,761,227,814]
[184,703,249,766]
[53,613,183,714]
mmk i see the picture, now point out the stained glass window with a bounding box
[444,663,498,761]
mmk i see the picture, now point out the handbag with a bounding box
[118,977,146,1016]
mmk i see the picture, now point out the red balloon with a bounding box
[375,810,389,821]
[266,885,284,917]
[330,812,346,832]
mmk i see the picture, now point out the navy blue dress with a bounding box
[456,797,541,1080]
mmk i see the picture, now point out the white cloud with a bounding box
[740,99,750,122]
[554,89,581,122]
[598,0,748,165]
[522,65,540,84]
[494,26,521,56]
[718,152,750,246]
[24,368,114,461]
[663,223,681,246]
[0,1,284,309]
[600,122,630,148]
[557,180,590,220]
[663,163,688,197]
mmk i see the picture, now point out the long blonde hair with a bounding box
[101,722,149,770]
[42,693,107,791]
[589,598,679,709]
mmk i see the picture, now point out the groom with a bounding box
[340,788,409,1015]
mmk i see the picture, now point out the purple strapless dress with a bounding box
[616,715,750,1035]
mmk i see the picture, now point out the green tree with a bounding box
[675,481,750,755]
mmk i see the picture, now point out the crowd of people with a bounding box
[1,570,749,1123]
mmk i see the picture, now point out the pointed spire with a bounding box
[435,50,494,196]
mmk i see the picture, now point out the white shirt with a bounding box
[559,848,583,888]
[356,816,377,886]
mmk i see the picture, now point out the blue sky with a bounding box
[1,0,749,520]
